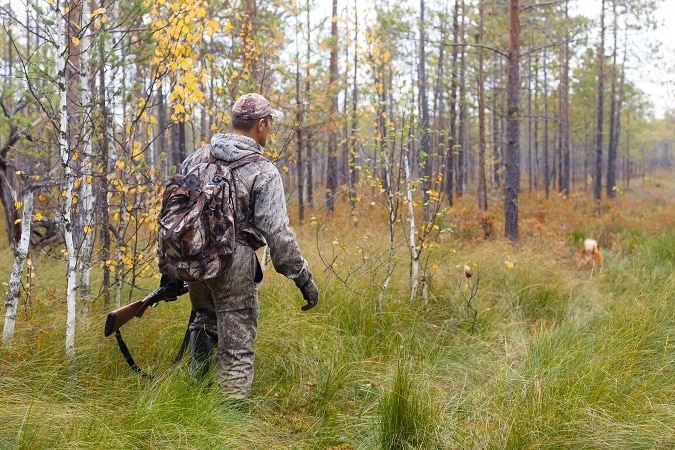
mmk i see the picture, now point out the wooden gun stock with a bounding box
[104,283,187,337]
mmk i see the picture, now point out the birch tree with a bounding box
[54,0,78,361]
[403,154,418,302]
[77,0,95,318]
[3,191,33,345]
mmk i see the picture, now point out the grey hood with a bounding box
[210,133,263,162]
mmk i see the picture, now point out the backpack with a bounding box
[157,148,265,282]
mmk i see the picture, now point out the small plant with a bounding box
[457,263,481,334]
[378,358,436,449]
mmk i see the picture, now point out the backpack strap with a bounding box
[201,144,267,169]
[226,153,268,170]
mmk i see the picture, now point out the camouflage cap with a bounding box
[232,93,284,120]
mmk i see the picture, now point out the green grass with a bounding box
[1,178,674,449]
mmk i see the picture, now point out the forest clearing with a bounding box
[1,0,674,448]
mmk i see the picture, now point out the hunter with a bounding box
[178,93,319,399]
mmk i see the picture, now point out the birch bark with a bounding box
[403,155,418,301]
[56,0,78,360]
[3,191,33,345]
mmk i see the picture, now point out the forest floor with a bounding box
[0,172,673,449]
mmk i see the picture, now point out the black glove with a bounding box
[299,278,318,311]
[160,274,188,301]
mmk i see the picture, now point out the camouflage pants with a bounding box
[187,244,259,398]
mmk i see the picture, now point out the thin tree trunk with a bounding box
[594,0,606,200]
[444,0,461,205]
[418,0,432,218]
[294,4,305,224]
[527,48,533,197]
[491,56,502,188]
[57,2,78,361]
[3,191,33,345]
[505,0,521,242]
[404,155,418,302]
[477,0,488,211]
[457,0,467,197]
[607,0,620,198]
[325,0,339,214]
[560,0,571,196]
[78,0,94,318]
[433,14,446,198]
[97,27,112,309]
[244,0,259,83]
[543,32,550,199]
[348,5,359,224]
[305,4,313,208]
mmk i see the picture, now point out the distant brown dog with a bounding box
[576,238,603,270]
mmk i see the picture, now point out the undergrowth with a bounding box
[0,176,673,449]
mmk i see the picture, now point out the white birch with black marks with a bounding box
[403,155,419,301]
[55,1,78,361]
[3,191,33,345]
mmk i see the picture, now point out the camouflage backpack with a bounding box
[157,148,264,282]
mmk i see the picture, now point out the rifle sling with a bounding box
[114,309,195,378]
[114,329,151,378]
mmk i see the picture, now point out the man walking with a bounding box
[180,93,318,398]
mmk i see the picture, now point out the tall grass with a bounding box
[378,355,437,449]
[1,177,673,448]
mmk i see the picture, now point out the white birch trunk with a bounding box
[114,190,127,309]
[3,192,34,345]
[403,155,419,301]
[56,1,78,361]
[78,0,94,318]
[379,152,396,311]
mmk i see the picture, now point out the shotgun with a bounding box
[104,281,188,337]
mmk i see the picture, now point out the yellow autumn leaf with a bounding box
[83,225,92,235]
[34,212,43,221]
[38,194,46,202]
[71,36,80,45]
[14,201,22,209]
[14,219,21,224]
[115,160,125,170]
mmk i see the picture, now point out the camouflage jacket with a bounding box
[180,133,311,287]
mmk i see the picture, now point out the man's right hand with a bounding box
[299,278,318,311]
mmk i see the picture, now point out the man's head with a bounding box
[231,93,284,147]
